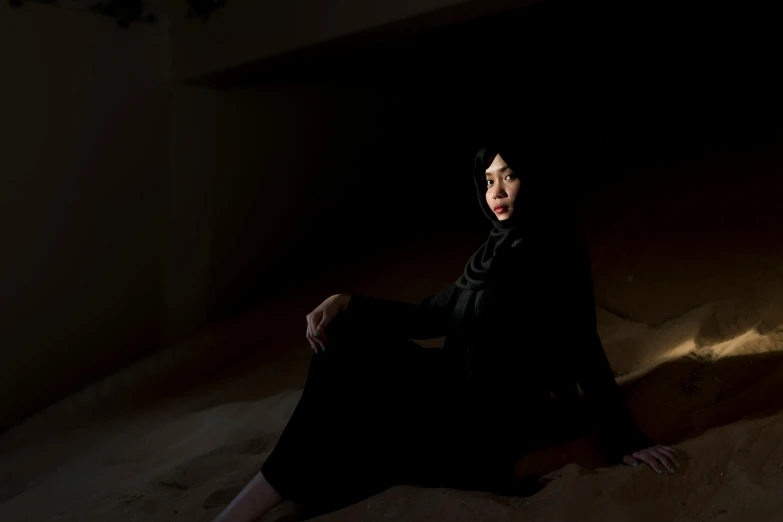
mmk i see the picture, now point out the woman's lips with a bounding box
[494,206,508,213]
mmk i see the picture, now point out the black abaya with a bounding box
[259,140,654,517]
[259,229,653,518]
[258,311,526,519]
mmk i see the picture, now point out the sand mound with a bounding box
[1,284,782,522]
[0,388,301,522]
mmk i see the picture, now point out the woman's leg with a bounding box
[210,470,283,522]
[254,313,449,518]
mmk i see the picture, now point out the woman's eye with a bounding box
[486,174,516,186]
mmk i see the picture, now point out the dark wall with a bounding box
[7,0,779,431]
[0,4,169,431]
[207,2,782,320]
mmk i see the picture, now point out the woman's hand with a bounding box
[623,445,680,474]
[306,294,351,353]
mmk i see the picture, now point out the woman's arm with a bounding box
[341,284,459,340]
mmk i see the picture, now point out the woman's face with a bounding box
[484,153,520,221]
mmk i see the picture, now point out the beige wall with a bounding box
[0,3,170,430]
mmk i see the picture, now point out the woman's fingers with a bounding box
[305,314,318,352]
[305,297,342,353]
[656,446,680,467]
[623,455,639,468]
[306,311,328,352]
[632,451,665,474]
[315,320,328,352]
[647,448,677,473]
[317,317,329,344]
[631,447,678,474]
[312,316,327,352]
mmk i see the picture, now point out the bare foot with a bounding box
[257,500,303,521]
[212,471,283,522]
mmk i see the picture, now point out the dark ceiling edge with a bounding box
[179,0,545,88]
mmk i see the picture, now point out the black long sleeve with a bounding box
[342,285,459,340]
[562,235,655,464]
[575,330,655,464]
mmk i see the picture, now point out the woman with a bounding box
[212,146,680,522]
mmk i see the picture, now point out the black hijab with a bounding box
[453,116,585,292]
[455,145,538,290]
[447,135,582,389]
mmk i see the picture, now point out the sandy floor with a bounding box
[2,146,783,522]
[2,250,783,522]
